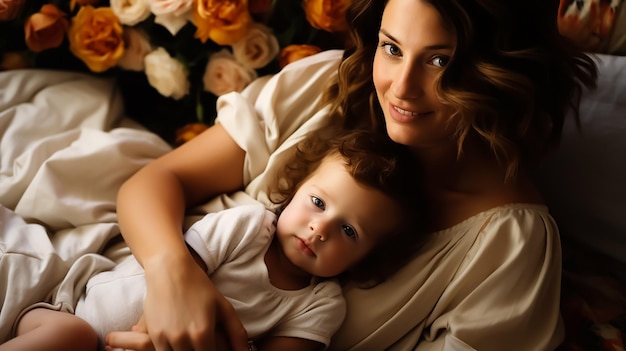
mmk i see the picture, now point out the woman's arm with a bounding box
[117,50,344,351]
[116,123,249,351]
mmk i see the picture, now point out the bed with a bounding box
[1,53,625,349]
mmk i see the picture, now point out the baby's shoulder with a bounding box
[312,278,344,299]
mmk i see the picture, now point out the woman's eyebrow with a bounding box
[379,29,453,51]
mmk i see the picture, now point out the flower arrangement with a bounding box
[0,0,351,144]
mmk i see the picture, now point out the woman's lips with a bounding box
[389,103,432,122]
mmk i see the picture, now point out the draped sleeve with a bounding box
[214,50,342,207]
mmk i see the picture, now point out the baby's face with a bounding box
[275,155,402,278]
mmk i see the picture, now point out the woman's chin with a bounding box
[385,123,417,147]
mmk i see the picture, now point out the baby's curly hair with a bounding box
[324,0,598,180]
[269,128,427,287]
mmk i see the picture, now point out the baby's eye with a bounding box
[311,196,325,210]
[430,55,449,68]
[342,225,357,239]
[380,42,402,57]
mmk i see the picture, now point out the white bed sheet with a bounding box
[0,69,172,340]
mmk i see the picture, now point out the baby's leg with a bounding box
[0,308,98,351]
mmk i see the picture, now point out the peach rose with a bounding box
[303,0,350,32]
[0,0,24,21]
[150,0,194,35]
[279,44,322,68]
[110,0,151,26]
[144,47,190,100]
[231,22,279,69]
[202,49,257,96]
[117,27,152,71]
[68,5,124,73]
[193,0,252,45]
[24,4,70,53]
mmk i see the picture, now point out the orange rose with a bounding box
[24,5,70,53]
[68,6,124,73]
[193,0,251,45]
[0,0,25,21]
[279,44,322,68]
[175,123,209,145]
[303,0,351,32]
[70,0,99,11]
[0,51,31,70]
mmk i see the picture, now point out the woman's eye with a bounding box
[311,196,325,210]
[380,42,401,57]
[342,225,357,239]
[430,55,449,68]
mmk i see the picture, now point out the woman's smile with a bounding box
[393,105,419,116]
[389,102,433,122]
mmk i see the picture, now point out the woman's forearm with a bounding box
[115,125,250,351]
[117,162,190,268]
[117,123,246,269]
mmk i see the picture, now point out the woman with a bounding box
[112,0,597,350]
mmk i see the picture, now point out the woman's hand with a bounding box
[138,254,249,351]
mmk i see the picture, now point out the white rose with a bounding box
[117,27,152,71]
[231,22,279,69]
[110,0,151,26]
[148,0,193,35]
[144,47,189,100]
[203,49,257,96]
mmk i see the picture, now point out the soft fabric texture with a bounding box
[1,51,625,351]
[74,204,345,347]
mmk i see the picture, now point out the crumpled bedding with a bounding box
[0,69,172,340]
[0,69,171,253]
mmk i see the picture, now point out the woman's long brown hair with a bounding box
[323,0,598,180]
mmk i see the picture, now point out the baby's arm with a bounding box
[106,316,245,351]
[106,330,154,351]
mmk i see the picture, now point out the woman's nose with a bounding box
[392,64,423,100]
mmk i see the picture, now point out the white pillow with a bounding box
[535,54,626,270]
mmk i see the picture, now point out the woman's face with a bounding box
[373,0,457,151]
